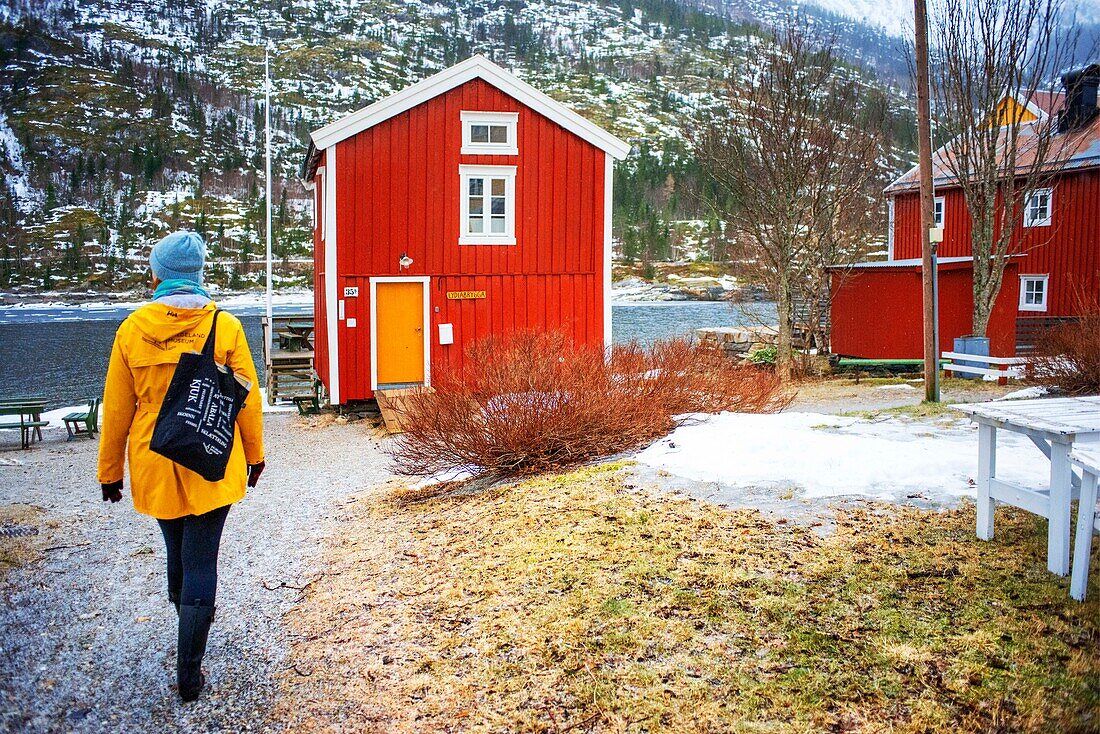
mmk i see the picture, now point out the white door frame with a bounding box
[369,275,431,391]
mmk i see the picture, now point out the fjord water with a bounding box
[0,300,777,406]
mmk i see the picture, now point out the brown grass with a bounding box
[273,464,1100,733]
[388,332,790,479]
[1031,307,1100,396]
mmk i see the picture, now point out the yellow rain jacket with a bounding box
[97,302,264,519]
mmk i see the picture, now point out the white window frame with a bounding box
[459,165,517,246]
[933,195,945,228]
[1019,274,1049,312]
[460,111,519,155]
[1023,188,1053,228]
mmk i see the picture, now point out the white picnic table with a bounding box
[954,396,1100,576]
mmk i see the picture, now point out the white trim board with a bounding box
[324,149,340,405]
[369,276,432,392]
[310,55,630,160]
[603,153,613,353]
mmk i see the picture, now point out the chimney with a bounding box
[1058,64,1100,133]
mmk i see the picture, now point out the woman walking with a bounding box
[97,231,265,702]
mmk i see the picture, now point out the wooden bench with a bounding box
[1070,448,1100,601]
[0,400,50,449]
[63,398,100,440]
[941,351,1029,382]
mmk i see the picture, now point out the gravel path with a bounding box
[0,414,393,733]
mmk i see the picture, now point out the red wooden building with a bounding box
[831,66,1100,359]
[304,56,630,404]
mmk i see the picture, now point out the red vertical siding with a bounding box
[890,168,1100,317]
[319,78,607,401]
[830,262,1020,359]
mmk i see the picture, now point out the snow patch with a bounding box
[635,411,1050,501]
[0,111,37,213]
[996,386,1049,401]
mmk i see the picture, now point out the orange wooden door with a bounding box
[375,281,425,385]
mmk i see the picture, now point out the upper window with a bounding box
[1019,274,1049,312]
[1023,188,1052,227]
[933,196,945,228]
[461,111,519,155]
[459,165,516,245]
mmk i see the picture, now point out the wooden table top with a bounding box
[954,396,1100,436]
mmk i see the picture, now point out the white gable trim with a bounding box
[1010,93,1048,122]
[310,55,630,160]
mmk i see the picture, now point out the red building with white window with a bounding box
[303,56,630,404]
[831,66,1100,359]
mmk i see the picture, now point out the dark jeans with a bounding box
[156,504,231,607]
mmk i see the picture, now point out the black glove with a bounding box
[101,480,123,503]
[247,460,266,488]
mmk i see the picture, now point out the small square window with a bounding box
[461,111,519,155]
[1023,188,1052,227]
[1019,275,1049,312]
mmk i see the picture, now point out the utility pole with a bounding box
[914,0,939,402]
[264,44,274,343]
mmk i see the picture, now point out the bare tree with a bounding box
[685,20,886,379]
[928,0,1079,336]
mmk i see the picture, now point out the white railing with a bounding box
[941,351,1030,379]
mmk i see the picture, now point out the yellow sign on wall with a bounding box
[446,290,486,300]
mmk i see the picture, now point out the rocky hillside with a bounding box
[0,0,921,295]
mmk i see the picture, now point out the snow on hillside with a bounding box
[800,0,912,37]
[800,0,1100,39]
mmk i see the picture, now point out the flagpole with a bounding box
[264,44,274,343]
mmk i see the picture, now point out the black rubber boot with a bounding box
[168,590,180,615]
[177,603,215,702]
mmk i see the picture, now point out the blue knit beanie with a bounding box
[150,231,206,284]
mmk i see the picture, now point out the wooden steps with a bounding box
[267,353,317,403]
[262,314,317,405]
[374,387,432,434]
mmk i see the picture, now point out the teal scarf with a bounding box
[153,279,211,300]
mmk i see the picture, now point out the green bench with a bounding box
[63,398,100,441]
[292,395,322,416]
[0,398,50,449]
[836,358,953,382]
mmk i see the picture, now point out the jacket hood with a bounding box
[123,302,218,368]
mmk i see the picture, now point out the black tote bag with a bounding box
[149,310,250,482]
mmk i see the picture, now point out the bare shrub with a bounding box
[388,331,790,479]
[1031,306,1100,396]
